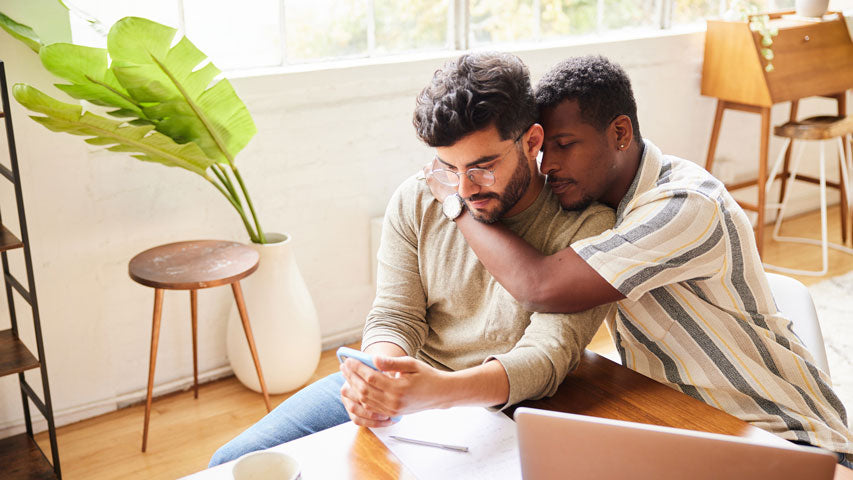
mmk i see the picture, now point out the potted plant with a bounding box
[0,13,321,393]
[724,0,779,72]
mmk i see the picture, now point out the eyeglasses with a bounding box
[430,132,525,187]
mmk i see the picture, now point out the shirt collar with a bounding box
[615,139,662,222]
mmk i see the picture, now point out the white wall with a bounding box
[0,6,851,438]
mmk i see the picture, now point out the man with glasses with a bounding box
[424,55,853,468]
[209,52,614,466]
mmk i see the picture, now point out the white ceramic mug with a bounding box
[232,451,300,480]
[795,0,830,17]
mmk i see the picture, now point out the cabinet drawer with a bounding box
[763,18,853,103]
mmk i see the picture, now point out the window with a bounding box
[65,0,784,71]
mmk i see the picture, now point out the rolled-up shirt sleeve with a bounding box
[572,191,724,302]
[487,304,612,408]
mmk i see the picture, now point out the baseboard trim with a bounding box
[0,365,235,439]
[0,329,365,440]
[321,326,363,350]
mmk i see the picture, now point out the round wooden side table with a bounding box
[129,240,271,452]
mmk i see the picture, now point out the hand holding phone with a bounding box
[336,346,402,422]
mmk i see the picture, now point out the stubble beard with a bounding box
[467,149,531,224]
[560,193,595,212]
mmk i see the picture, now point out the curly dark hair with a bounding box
[536,55,641,143]
[413,52,537,147]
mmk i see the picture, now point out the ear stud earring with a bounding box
[619,144,625,149]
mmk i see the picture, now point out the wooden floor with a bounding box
[34,206,853,479]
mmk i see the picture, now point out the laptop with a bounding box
[514,407,837,480]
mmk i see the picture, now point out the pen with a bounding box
[389,435,469,452]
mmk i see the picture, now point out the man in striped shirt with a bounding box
[425,55,852,467]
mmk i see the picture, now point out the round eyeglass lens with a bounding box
[468,169,495,186]
[431,169,460,186]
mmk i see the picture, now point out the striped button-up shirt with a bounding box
[571,140,852,454]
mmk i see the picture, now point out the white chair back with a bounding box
[765,272,830,375]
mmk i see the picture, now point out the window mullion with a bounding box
[367,0,376,56]
[660,0,673,29]
[279,0,287,66]
[177,0,186,34]
[533,0,541,41]
[597,0,605,32]
[451,0,469,50]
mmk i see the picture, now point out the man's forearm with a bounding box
[454,212,559,308]
[458,213,544,276]
[454,213,623,312]
[442,359,510,409]
[363,341,407,358]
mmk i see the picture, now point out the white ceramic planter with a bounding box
[226,233,321,394]
[795,0,829,17]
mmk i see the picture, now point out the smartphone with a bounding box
[336,346,379,370]
[336,346,401,422]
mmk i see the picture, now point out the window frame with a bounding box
[73,0,782,70]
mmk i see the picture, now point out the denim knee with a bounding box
[208,373,349,467]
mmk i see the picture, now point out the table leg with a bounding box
[142,288,164,453]
[705,100,726,173]
[757,107,771,257]
[231,281,272,412]
[190,289,198,400]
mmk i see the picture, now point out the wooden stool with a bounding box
[129,240,272,452]
[764,115,853,276]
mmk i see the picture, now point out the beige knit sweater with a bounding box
[362,175,616,408]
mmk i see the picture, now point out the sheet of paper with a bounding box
[371,406,521,480]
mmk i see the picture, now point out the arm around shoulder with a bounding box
[517,203,624,313]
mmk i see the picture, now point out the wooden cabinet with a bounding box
[703,14,853,107]
[701,12,853,255]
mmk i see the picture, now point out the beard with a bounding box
[560,193,595,212]
[466,148,531,224]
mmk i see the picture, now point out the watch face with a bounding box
[443,194,463,219]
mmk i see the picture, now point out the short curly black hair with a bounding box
[413,52,537,147]
[536,55,641,143]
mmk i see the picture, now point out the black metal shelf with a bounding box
[0,224,24,252]
[0,328,40,375]
[0,433,57,480]
[0,59,61,479]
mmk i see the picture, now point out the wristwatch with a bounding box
[442,193,465,220]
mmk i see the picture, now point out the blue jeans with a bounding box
[209,373,350,467]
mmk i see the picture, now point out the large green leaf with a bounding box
[0,12,42,53]
[13,84,215,176]
[107,17,256,164]
[39,43,149,120]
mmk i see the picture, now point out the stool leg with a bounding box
[231,281,272,412]
[818,142,829,275]
[779,101,799,204]
[766,138,791,198]
[142,288,164,453]
[190,289,199,400]
[773,142,806,239]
